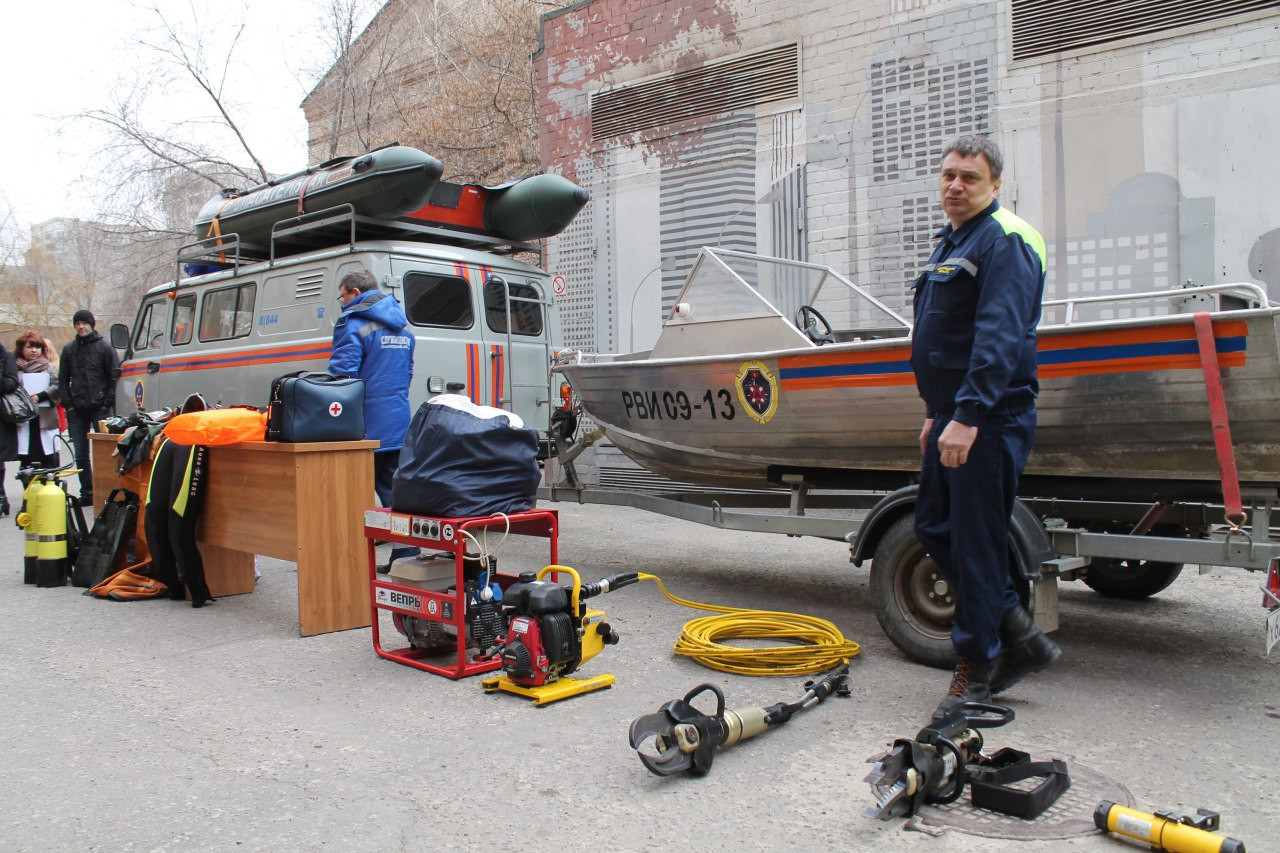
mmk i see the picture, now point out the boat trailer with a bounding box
[540,439,1280,664]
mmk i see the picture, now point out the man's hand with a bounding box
[919,418,933,455]
[937,420,978,468]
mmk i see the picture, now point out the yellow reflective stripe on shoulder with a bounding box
[992,206,1047,269]
[145,437,168,505]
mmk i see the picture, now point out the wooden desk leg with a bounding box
[201,545,256,598]
[293,449,374,637]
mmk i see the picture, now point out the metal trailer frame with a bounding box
[540,446,1280,663]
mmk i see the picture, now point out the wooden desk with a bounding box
[91,434,377,636]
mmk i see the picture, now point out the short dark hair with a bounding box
[942,135,1003,180]
[339,270,378,295]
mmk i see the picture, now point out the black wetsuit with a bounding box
[145,437,214,607]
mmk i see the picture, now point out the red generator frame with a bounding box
[366,508,558,679]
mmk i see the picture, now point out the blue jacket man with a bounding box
[910,135,1060,721]
[329,270,415,510]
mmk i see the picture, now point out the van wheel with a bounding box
[1083,558,1183,599]
[870,515,956,669]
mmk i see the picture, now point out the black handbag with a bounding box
[266,371,365,442]
[0,389,37,424]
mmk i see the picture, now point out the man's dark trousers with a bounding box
[914,408,1035,662]
[374,448,418,564]
[67,405,111,503]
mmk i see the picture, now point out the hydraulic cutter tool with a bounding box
[627,669,851,776]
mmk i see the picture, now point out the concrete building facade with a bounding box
[533,0,1280,356]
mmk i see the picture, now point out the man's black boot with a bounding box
[932,657,996,721]
[990,606,1060,695]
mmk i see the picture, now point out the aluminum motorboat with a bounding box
[556,248,1280,499]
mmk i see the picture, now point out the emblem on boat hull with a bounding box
[736,361,779,424]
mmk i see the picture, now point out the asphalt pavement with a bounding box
[0,495,1276,851]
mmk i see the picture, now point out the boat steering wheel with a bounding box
[795,305,835,345]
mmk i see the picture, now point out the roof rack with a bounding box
[269,204,539,261]
[173,203,540,282]
[175,233,267,284]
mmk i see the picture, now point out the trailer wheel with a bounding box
[870,515,956,669]
[1083,558,1183,599]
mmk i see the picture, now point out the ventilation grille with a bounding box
[1012,0,1278,61]
[591,44,799,140]
[295,271,325,300]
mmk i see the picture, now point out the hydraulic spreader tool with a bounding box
[1095,802,1246,853]
[482,566,636,705]
[865,702,1070,821]
[627,669,851,776]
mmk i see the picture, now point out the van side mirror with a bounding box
[109,323,130,350]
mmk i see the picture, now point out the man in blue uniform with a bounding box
[910,136,1060,720]
[330,270,417,568]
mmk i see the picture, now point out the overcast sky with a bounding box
[0,0,375,231]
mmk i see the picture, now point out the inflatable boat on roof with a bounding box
[194,145,443,249]
[192,146,589,257]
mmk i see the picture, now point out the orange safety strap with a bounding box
[1193,312,1246,528]
[297,171,321,215]
[205,197,237,264]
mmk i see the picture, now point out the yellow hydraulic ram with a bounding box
[1095,802,1245,853]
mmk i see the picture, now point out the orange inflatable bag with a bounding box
[88,564,168,600]
[163,407,267,446]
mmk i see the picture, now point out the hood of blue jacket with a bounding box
[340,290,408,331]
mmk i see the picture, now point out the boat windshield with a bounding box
[650,248,910,358]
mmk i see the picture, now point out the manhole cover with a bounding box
[906,756,1132,840]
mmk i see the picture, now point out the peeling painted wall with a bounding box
[536,0,1280,352]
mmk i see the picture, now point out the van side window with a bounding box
[133,300,167,351]
[199,283,257,341]
[403,272,474,328]
[171,294,196,346]
[484,280,543,336]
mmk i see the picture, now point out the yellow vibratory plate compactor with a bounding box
[483,566,637,706]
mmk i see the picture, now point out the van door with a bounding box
[117,295,170,412]
[393,259,489,410]
[477,272,553,427]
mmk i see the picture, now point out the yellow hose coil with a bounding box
[638,573,860,677]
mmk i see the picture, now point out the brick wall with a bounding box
[538,0,1280,322]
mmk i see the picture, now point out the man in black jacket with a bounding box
[59,309,120,508]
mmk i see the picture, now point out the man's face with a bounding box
[338,287,358,308]
[939,152,1000,228]
[74,321,92,337]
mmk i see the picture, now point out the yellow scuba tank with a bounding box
[32,478,71,588]
[16,475,43,585]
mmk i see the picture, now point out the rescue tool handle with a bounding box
[1095,801,1246,853]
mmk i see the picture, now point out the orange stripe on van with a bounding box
[490,344,504,407]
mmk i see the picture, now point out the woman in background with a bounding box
[45,338,67,436]
[0,341,18,517]
[15,331,60,472]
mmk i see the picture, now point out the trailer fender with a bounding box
[850,486,919,567]
[851,485,1055,581]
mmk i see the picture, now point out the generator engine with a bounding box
[393,555,506,657]
[497,568,634,688]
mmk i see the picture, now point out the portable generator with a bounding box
[391,553,506,658]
